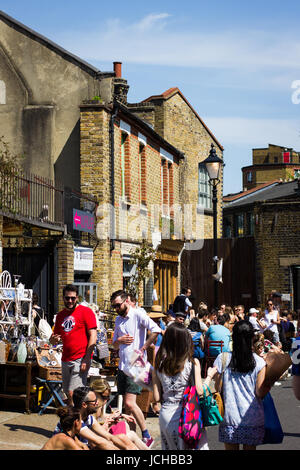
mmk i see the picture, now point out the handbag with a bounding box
[262,392,284,444]
[178,364,204,449]
[109,420,127,436]
[200,383,223,427]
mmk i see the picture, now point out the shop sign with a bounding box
[74,247,93,272]
[73,209,95,233]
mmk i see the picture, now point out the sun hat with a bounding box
[148,305,166,319]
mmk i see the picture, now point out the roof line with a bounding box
[223,180,279,202]
[116,102,185,160]
[0,10,112,78]
[142,87,224,151]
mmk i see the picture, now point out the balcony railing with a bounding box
[0,169,64,230]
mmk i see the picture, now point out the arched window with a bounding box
[0,81,6,104]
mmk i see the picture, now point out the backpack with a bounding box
[173,295,187,313]
[192,332,204,360]
[178,364,204,448]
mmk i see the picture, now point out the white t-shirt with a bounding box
[264,309,279,334]
[113,307,161,371]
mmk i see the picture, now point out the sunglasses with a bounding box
[112,300,125,309]
[85,397,98,404]
[64,296,77,301]
[100,393,111,401]
[267,303,273,306]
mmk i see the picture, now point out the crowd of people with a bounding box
[43,284,297,451]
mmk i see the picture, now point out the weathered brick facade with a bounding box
[223,181,300,309]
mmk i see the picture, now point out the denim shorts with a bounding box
[62,358,89,394]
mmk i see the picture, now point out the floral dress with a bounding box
[214,352,266,446]
[156,360,208,450]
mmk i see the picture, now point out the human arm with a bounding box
[141,331,159,353]
[152,368,162,403]
[90,418,135,450]
[293,376,300,400]
[79,426,119,450]
[80,328,97,372]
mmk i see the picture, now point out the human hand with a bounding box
[119,334,134,345]
[206,366,217,379]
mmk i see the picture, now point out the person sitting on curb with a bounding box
[41,407,89,450]
[53,386,138,450]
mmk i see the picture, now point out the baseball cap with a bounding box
[249,308,259,314]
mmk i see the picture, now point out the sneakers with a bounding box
[142,436,154,449]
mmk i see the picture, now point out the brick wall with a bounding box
[255,201,300,306]
[57,238,74,311]
[134,90,224,239]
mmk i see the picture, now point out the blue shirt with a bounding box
[205,325,231,356]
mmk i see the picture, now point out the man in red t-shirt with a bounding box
[50,284,97,404]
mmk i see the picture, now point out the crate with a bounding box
[35,347,62,381]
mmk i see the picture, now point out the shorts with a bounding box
[62,358,89,394]
[117,369,142,395]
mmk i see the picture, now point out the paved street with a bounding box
[0,376,299,451]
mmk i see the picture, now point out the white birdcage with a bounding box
[0,271,33,338]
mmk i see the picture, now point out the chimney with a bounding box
[113,62,122,78]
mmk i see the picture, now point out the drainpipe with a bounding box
[109,99,118,251]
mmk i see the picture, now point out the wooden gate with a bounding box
[181,237,257,311]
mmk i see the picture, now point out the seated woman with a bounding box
[41,407,88,450]
[90,378,149,450]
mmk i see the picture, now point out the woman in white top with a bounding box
[213,320,271,450]
[264,300,280,345]
[152,322,215,450]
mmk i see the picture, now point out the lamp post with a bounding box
[203,143,224,309]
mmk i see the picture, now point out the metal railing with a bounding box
[0,169,64,230]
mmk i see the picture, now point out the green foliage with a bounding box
[0,136,22,213]
[127,239,157,300]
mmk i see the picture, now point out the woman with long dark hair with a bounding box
[152,322,215,450]
[213,320,270,450]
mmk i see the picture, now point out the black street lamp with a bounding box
[203,143,224,309]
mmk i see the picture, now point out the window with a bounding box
[121,132,130,200]
[234,213,244,237]
[198,164,212,209]
[123,256,136,290]
[223,217,232,238]
[0,81,6,104]
[247,212,255,236]
[139,143,147,205]
[247,171,252,183]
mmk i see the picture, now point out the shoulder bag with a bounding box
[200,383,223,427]
[178,363,204,449]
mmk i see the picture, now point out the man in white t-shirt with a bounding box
[248,308,265,332]
[111,290,161,448]
[264,299,280,344]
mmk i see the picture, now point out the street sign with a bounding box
[72,208,95,233]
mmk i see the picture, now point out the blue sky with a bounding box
[2,0,300,195]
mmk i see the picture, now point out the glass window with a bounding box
[247,171,252,183]
[121,133,127,198]
[234,213,244,237]
[247,212,255,236]
[198,164,212,209]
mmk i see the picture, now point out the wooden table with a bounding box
[0,361,38,413]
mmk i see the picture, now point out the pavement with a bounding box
[0,376,299,451]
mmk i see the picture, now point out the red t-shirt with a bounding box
[54,304,97,362]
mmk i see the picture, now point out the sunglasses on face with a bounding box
[100,393,110,401]
[64,296,77,301]
[112,300,125,309]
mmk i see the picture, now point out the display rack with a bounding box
[0,271,33,337]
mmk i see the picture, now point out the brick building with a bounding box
[242,144,300,191]
[0,11,224,316]
[223,180,300,310]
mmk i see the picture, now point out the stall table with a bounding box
[0,361,38,413]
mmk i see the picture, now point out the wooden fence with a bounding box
[181,237,257,311]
